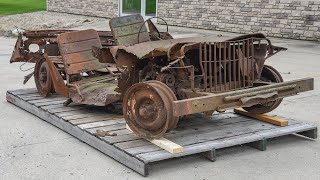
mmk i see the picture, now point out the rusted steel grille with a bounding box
[199,38,255,92]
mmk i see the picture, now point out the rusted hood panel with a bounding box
[112,33,267,59]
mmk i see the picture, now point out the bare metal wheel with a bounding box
[123,81,177,138]
[243,65,283,114]
[34,58,53,97]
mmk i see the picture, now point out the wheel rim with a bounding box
[34,59,53,97]
[147,80,179,131]
[123,81,177,138]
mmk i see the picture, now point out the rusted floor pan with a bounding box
[6,88,317,176]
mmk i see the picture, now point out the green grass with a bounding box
[0,0,46,15]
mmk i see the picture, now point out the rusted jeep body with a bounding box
[10,14,314,138]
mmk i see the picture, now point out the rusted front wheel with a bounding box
[243,65,283,114]
[123,81,178,138]
[34,59,53,97]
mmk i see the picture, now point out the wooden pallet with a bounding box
[6,89,317,176]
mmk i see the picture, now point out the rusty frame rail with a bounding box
[173,78,314,117]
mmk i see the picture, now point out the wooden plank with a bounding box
[113,23,148,37]
[115,139,151,149]
[19,94,42,98]
[63,113,96,121]
[33,100,67,107]
[109,14,150,46]
[63,50,97,64]
[20,96,45,101]
[116,33,150,46]
[8,88,38,95]
[103,133,141,144]
[63,113,123,120]
[109,129,133,136]
[124,120,296,156]
[6,91,149,176]
[89,123,126,134]
[58,29,100,44]
[56,110,103,117]
[47,106,88,114]
[28,97,66,104]
[78,119,126,129]
[20,94,60,101]
[126,124,184,154]
[59,39,101,55]
[66,59,105,74]
[41,103,82,111]
[69,116,124,125]
[136,123,316,163]
[110,14,145,28]
[234,108,289,126]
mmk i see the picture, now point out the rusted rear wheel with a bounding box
[34,59,53,97]
[243,65,283,114]
[123,81,177,138]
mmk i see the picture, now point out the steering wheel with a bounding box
[137,17,169,44]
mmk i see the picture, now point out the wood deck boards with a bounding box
[6,88,317,176]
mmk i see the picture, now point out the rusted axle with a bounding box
[173,78,314,117]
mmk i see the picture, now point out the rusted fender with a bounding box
[44,54,69,98]
[10,34,26,63]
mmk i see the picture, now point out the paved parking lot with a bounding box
[0,26,319,179]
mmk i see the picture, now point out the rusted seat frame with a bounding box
[109,14,150,46]
[56,29,119,102]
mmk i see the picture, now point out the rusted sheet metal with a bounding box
[111,33,270,60]
[111,35,229,59]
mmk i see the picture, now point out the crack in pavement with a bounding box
[0,136,74,151]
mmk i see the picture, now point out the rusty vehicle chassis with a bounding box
[9,14,314,139]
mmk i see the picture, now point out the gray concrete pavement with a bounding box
[0,25,319,180]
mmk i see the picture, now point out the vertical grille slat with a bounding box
[219,43,222,91]
[204,43,208,92]
[228,42,232,90]
[209,43,213,92]
[223,42,227,91]
[246,39,250,86]
[233,41,237,89]
[242,40,246,87]
[213,43,217,92]
[199,38,256,93]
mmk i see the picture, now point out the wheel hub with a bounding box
[123,81,178,138]
[34,59,53,97]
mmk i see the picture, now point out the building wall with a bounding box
[47,0,118,18]
[158,0,320,41]
[47,0,320,41]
